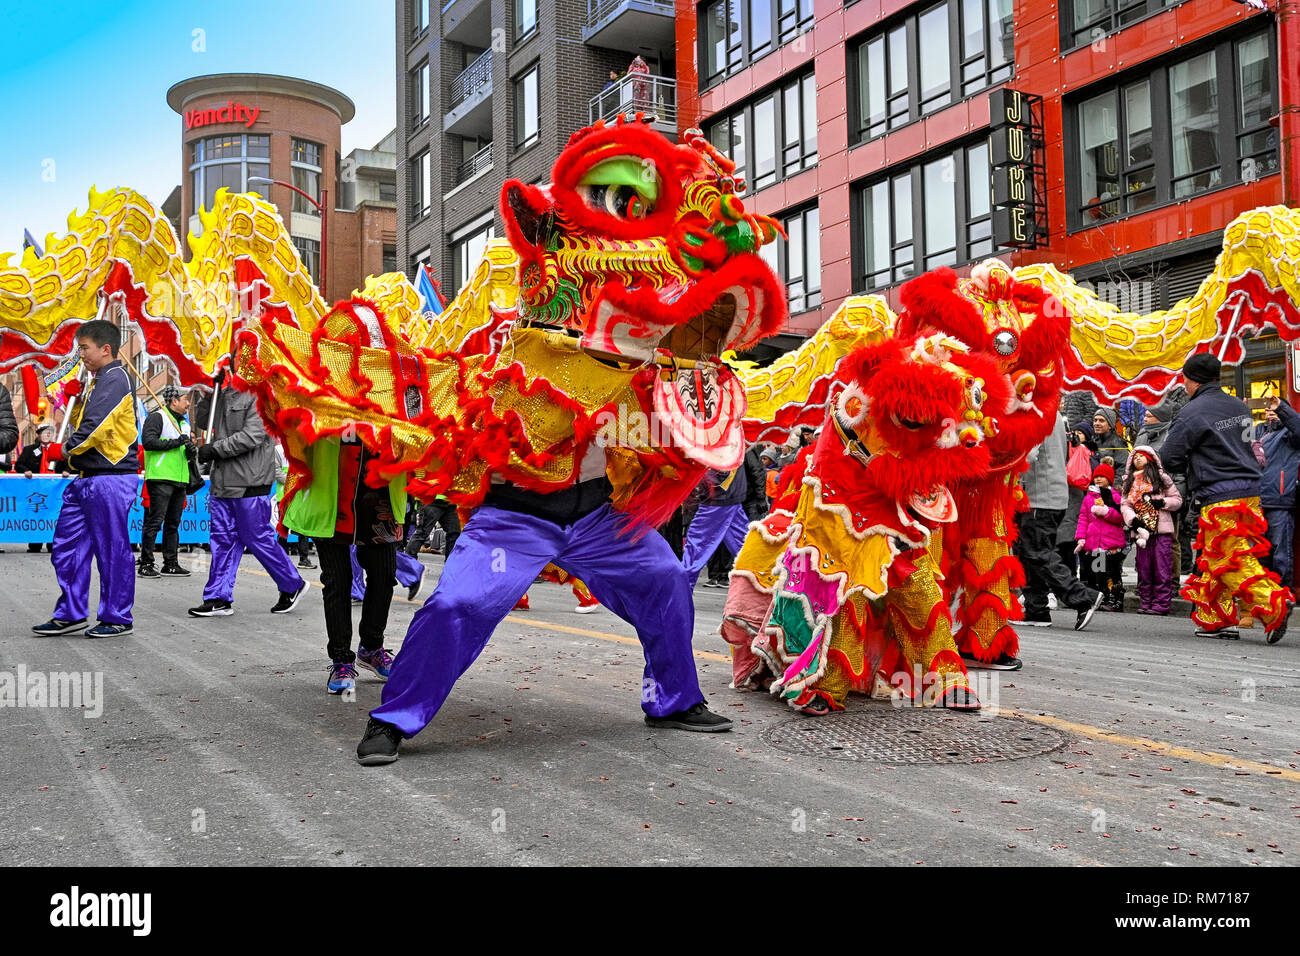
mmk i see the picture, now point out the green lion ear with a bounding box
[577,157,660,205]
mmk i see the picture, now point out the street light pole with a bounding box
[247,177,329,299]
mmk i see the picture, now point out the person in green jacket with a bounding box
[139,385,194,577]
[283,435,407,696]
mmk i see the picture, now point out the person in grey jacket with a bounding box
[1015,412,1105,633]
[187,380,306,617]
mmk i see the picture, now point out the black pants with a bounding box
[707,544,734,582]
[140,480,187,565]
[405,501,461,557]
[1080,549,1125,599]
[1015,508,1100,615]
[315,538,396,663]
[1056,541,1078,577]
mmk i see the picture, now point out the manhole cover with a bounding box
[759,705,1068,764]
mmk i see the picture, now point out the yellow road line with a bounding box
[230,560,1295,778]
[1010,710,1300,782]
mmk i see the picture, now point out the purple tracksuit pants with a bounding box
[1135,532,1175,613]
[371,503,704,737]
[203,495,304,603]
[352,546,423,599]
[52,474,137,626]
[681,503,751,575]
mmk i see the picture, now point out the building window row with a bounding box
[700,0,815,88]
[851,0,1012,144]
[1065,0,1179,51]
[760,204,822,314]
[189,133,270,214]
[706,71,816,194]
[1073,29,1278,225]
[855,139,992,291]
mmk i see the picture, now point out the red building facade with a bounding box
[677,0,1297,391]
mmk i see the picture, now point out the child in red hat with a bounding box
[1076,461,1128,611]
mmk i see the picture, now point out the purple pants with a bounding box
[681,503,751,575]
[1136,532,1175,613]
[371,503,704,737]
[52,474,137,626]
[352,546,423,599]
[203,495,305,603]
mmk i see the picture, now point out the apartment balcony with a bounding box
[454,142,493,188]
[442,0,492,46]
[583,0,675,54]
[445,48,493,139]
[589,74,676,137]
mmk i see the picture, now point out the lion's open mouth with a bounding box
[657,292,737,360]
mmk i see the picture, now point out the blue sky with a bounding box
[0,0,396,253]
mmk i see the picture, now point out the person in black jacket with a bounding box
[1258,395,1300,588]
[138,385,194,577]
[1160,353,1290,643]
[0,381,17,456]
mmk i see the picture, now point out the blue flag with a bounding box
[417,265,445,316]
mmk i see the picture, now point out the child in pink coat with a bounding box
[1119,445,1183,615]
[1076,463,1128,611]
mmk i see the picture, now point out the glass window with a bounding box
[411,246,431,284]
[414,0,429,33]
[858,141,992,290]
[780,205,821,313]
[1124,81,1155,210]
[291,139,322,168]
[292,237,320,283]
[752,95,776,189]
[750,0,772,55]
[246,135,270,158]
[705,0,728,80]
[1079,91,1119,219]
[246,163,270,197]
[924,157,957,268]
[988,0,1013,74]
[291,168,320,215]
[1169,52,1219,198]
[421,152,431,212]
[859,37,887,139]
[918,4,952,114]
[382,244,398,274]
[515,66,539,149]
[1237,34,1280,182]
[412,61,429,128]
[203,162,242,211]
[888,26,909,124]
[966,141,992,259]
[780,75,816,177]
[515,0,536,39]
[452,221,495,295]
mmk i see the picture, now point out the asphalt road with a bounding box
[2,547,1297,866]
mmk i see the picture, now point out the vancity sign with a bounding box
[185,100,261,130]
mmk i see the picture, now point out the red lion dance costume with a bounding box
[722,261,1064,711]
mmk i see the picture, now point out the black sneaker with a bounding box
[961,652,1023,671]
[271,582,308,614]
[1195,625,1240,640]
[297,557,316,569]
[356,717,403,765]
[407,565,425,602]
[644,701,733,733]
[86,622,133,638]
[1021,610,1052,627]
[137,563,160,578]
[160,563,191,576]
[1267,604,1292,645]
[1074,591,1104,631]
[188,599,234,617]
[32,617,88,636]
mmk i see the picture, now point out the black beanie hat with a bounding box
[1183,352,1221,385]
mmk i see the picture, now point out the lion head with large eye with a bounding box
[499,114,790,470]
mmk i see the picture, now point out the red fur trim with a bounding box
[896,269,992,351]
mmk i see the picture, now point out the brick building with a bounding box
[395,0,678,298]
[677,0,1298,390]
